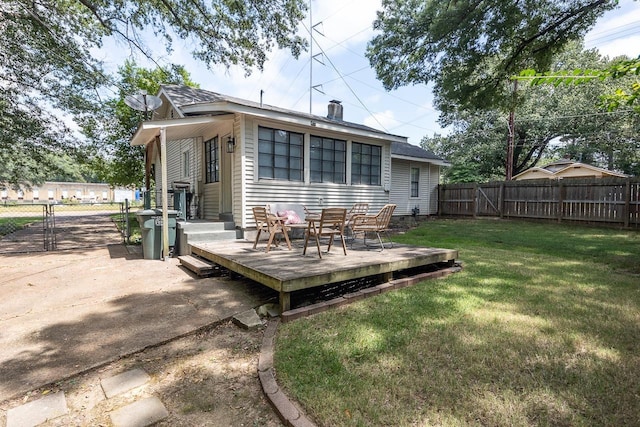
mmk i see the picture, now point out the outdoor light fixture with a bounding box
[226,136,235,153]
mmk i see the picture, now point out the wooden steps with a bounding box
[178,254,218,277]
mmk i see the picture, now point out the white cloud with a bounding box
[364,109,399,131]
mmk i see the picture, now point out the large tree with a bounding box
[424,45,640,182]
[366,0,618,117]
[1,0,307,188]
[84,61,198,188]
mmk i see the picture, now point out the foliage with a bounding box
[276,219,640,426]
[366,0,617,118]
[518,57,640,112]
[1,0,307,188]
[83,61,199,188]
[424,45,640,182]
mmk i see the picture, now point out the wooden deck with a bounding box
[190,240,458,311]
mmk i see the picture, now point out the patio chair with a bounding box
[347,202,369,218]
[349,204,397,250]
[252,206,292,253]
[303,207,348,258]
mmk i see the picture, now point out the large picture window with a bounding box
[310,136,346,183]
[351,142,381,185]
[204,136,219,183]
[258,126,304,181]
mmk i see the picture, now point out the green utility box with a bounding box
[136,209,178,259]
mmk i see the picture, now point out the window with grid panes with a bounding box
[258,126,303,181]
[310,136,346,183]
[351,142,381,185]
[204,136,219,183]
[411,167,419,197]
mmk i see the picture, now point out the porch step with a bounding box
[176,221,241,256]
[178,254,218,277]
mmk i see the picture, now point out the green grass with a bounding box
[111,213,141,244]
[275,219,640,426]
[0,217,39,236]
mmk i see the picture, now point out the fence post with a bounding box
[499,182,505,218]
[438,184,443,216]
[557,180,564,223]
[624,178,631,228]
[124,199,130,244]
[472,183,478,218]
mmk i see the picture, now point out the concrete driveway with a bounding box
[0,242,275,403]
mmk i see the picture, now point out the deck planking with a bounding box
[190,240,458,311]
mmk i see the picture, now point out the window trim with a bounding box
[309,135,346,184]
[204,136,219,183]
[350,141,382,186]
[410,166,420,198]
[257,126,304,182]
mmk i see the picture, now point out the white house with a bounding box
[130,85,447,233]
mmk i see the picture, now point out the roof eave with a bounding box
[391,153,450,166]
[181,102,408,143]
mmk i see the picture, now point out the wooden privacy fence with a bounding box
[438,177,640,228]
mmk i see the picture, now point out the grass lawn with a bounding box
[0,217,39,236]
[275,219,640,426]
[111,212,142,244]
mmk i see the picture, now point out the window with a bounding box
[182,150,190,178]
[204,137,219,183]
[411,167,420,198]
[258,126,303,181]
[310,136,346,183]
[351,142,381,185]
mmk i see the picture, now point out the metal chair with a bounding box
[252,206,291,253]
[303,208,348,258]
[349,204,396,250]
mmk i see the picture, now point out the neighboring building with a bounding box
[513,160,628,180]
[130,85,448,231]
[0,182,135,203]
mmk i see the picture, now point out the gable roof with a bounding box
[513,161,628,180]
[158,85,407,141]
[390,141,450,166]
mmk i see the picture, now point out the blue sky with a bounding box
[97,0,640,145]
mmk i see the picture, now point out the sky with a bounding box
[97,0,640,146]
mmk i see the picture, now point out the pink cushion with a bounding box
[278,210,302,225]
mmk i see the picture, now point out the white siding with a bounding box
[238,116,392,228]
[390,159,440,215]
[203,183,220,219]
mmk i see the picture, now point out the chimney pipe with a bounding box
[327,100,343,121]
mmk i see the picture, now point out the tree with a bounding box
[366,0,617,117]
[424,45,640,182]
[83,61,199,188]
[1,0,307,188]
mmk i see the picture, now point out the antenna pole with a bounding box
[309,0,313,114]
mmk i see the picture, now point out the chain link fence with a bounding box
[0,201,141,254]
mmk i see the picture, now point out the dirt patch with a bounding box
[1,321,283,426]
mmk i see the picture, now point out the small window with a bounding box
[204,137,219,183]
[411,167,419,198]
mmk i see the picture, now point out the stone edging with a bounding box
[258,263,462,426]
[259,319,316,427]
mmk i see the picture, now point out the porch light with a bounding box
[226,136,236,153]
